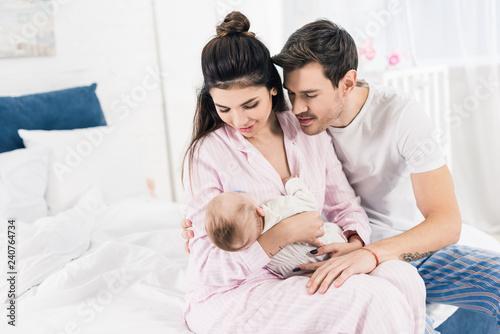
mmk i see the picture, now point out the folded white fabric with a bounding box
[0,185,103,302]
[18,123,149,215]
[0,146,49,223]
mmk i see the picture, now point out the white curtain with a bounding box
[388,0,500,233]
[437,1,500,232]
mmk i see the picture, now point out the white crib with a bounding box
[381,65,452,170]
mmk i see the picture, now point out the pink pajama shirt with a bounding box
[183,110,426,333]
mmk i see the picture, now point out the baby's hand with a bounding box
[282,175,299,185]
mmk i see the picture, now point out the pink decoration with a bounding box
[388,53,400,66]
[358,38,376,61]
[365,49,376,60]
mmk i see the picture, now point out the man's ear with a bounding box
[342,69,358,96]
[256,207,266,217]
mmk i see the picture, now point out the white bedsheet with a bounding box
[2,185,499,333]
[1,186,192,334]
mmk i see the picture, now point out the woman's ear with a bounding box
[271,87,278,96]
[256,207,266,217]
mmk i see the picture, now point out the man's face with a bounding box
[284,62,344,135]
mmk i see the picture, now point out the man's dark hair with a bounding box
[272,19,358,88]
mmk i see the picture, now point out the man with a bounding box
[270,19,500,332]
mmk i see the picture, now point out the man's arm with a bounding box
[300,164,462,294]
[364,164,462,263]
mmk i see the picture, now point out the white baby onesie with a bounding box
[262,177,346,278]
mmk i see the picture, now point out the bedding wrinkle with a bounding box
[1,189,191,333]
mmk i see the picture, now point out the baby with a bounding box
[205,176,347,278]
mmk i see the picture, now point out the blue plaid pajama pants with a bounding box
[412,245,500,333]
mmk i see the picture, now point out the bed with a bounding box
[0,84,192,333]
[0,187,191,333]
[1,84,499,333]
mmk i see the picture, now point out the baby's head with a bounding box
[206,192,265,252]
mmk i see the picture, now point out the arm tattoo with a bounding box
[400,250,437,262]
[269,246,284,257]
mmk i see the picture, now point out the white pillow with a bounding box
[0,146,49,223]
[19,123,150,215]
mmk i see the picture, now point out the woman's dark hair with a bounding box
[182,11,287,187]
[272,19,358,88]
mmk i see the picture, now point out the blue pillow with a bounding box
[0,83,107,153]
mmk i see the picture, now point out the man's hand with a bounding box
[296,247,378,294]
[181,218,193,254]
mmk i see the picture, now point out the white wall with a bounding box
[0,0,173,200]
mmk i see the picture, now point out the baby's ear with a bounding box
[256,207,266,217]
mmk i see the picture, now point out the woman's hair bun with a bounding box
[216,11,255,37]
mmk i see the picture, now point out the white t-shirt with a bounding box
[327,81,446,242]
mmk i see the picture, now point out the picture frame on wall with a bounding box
[0,0,56,59]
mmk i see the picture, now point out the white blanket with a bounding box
[1,186,191,334]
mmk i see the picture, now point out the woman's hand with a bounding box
[311,234,363,258]
[258,211,325,258]
[296,247,378,295]
[281,211,326,248]
[181,218,194,254]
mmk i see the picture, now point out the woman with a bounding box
[182,11,426,333]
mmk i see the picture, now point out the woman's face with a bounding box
[210,85,277,138]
